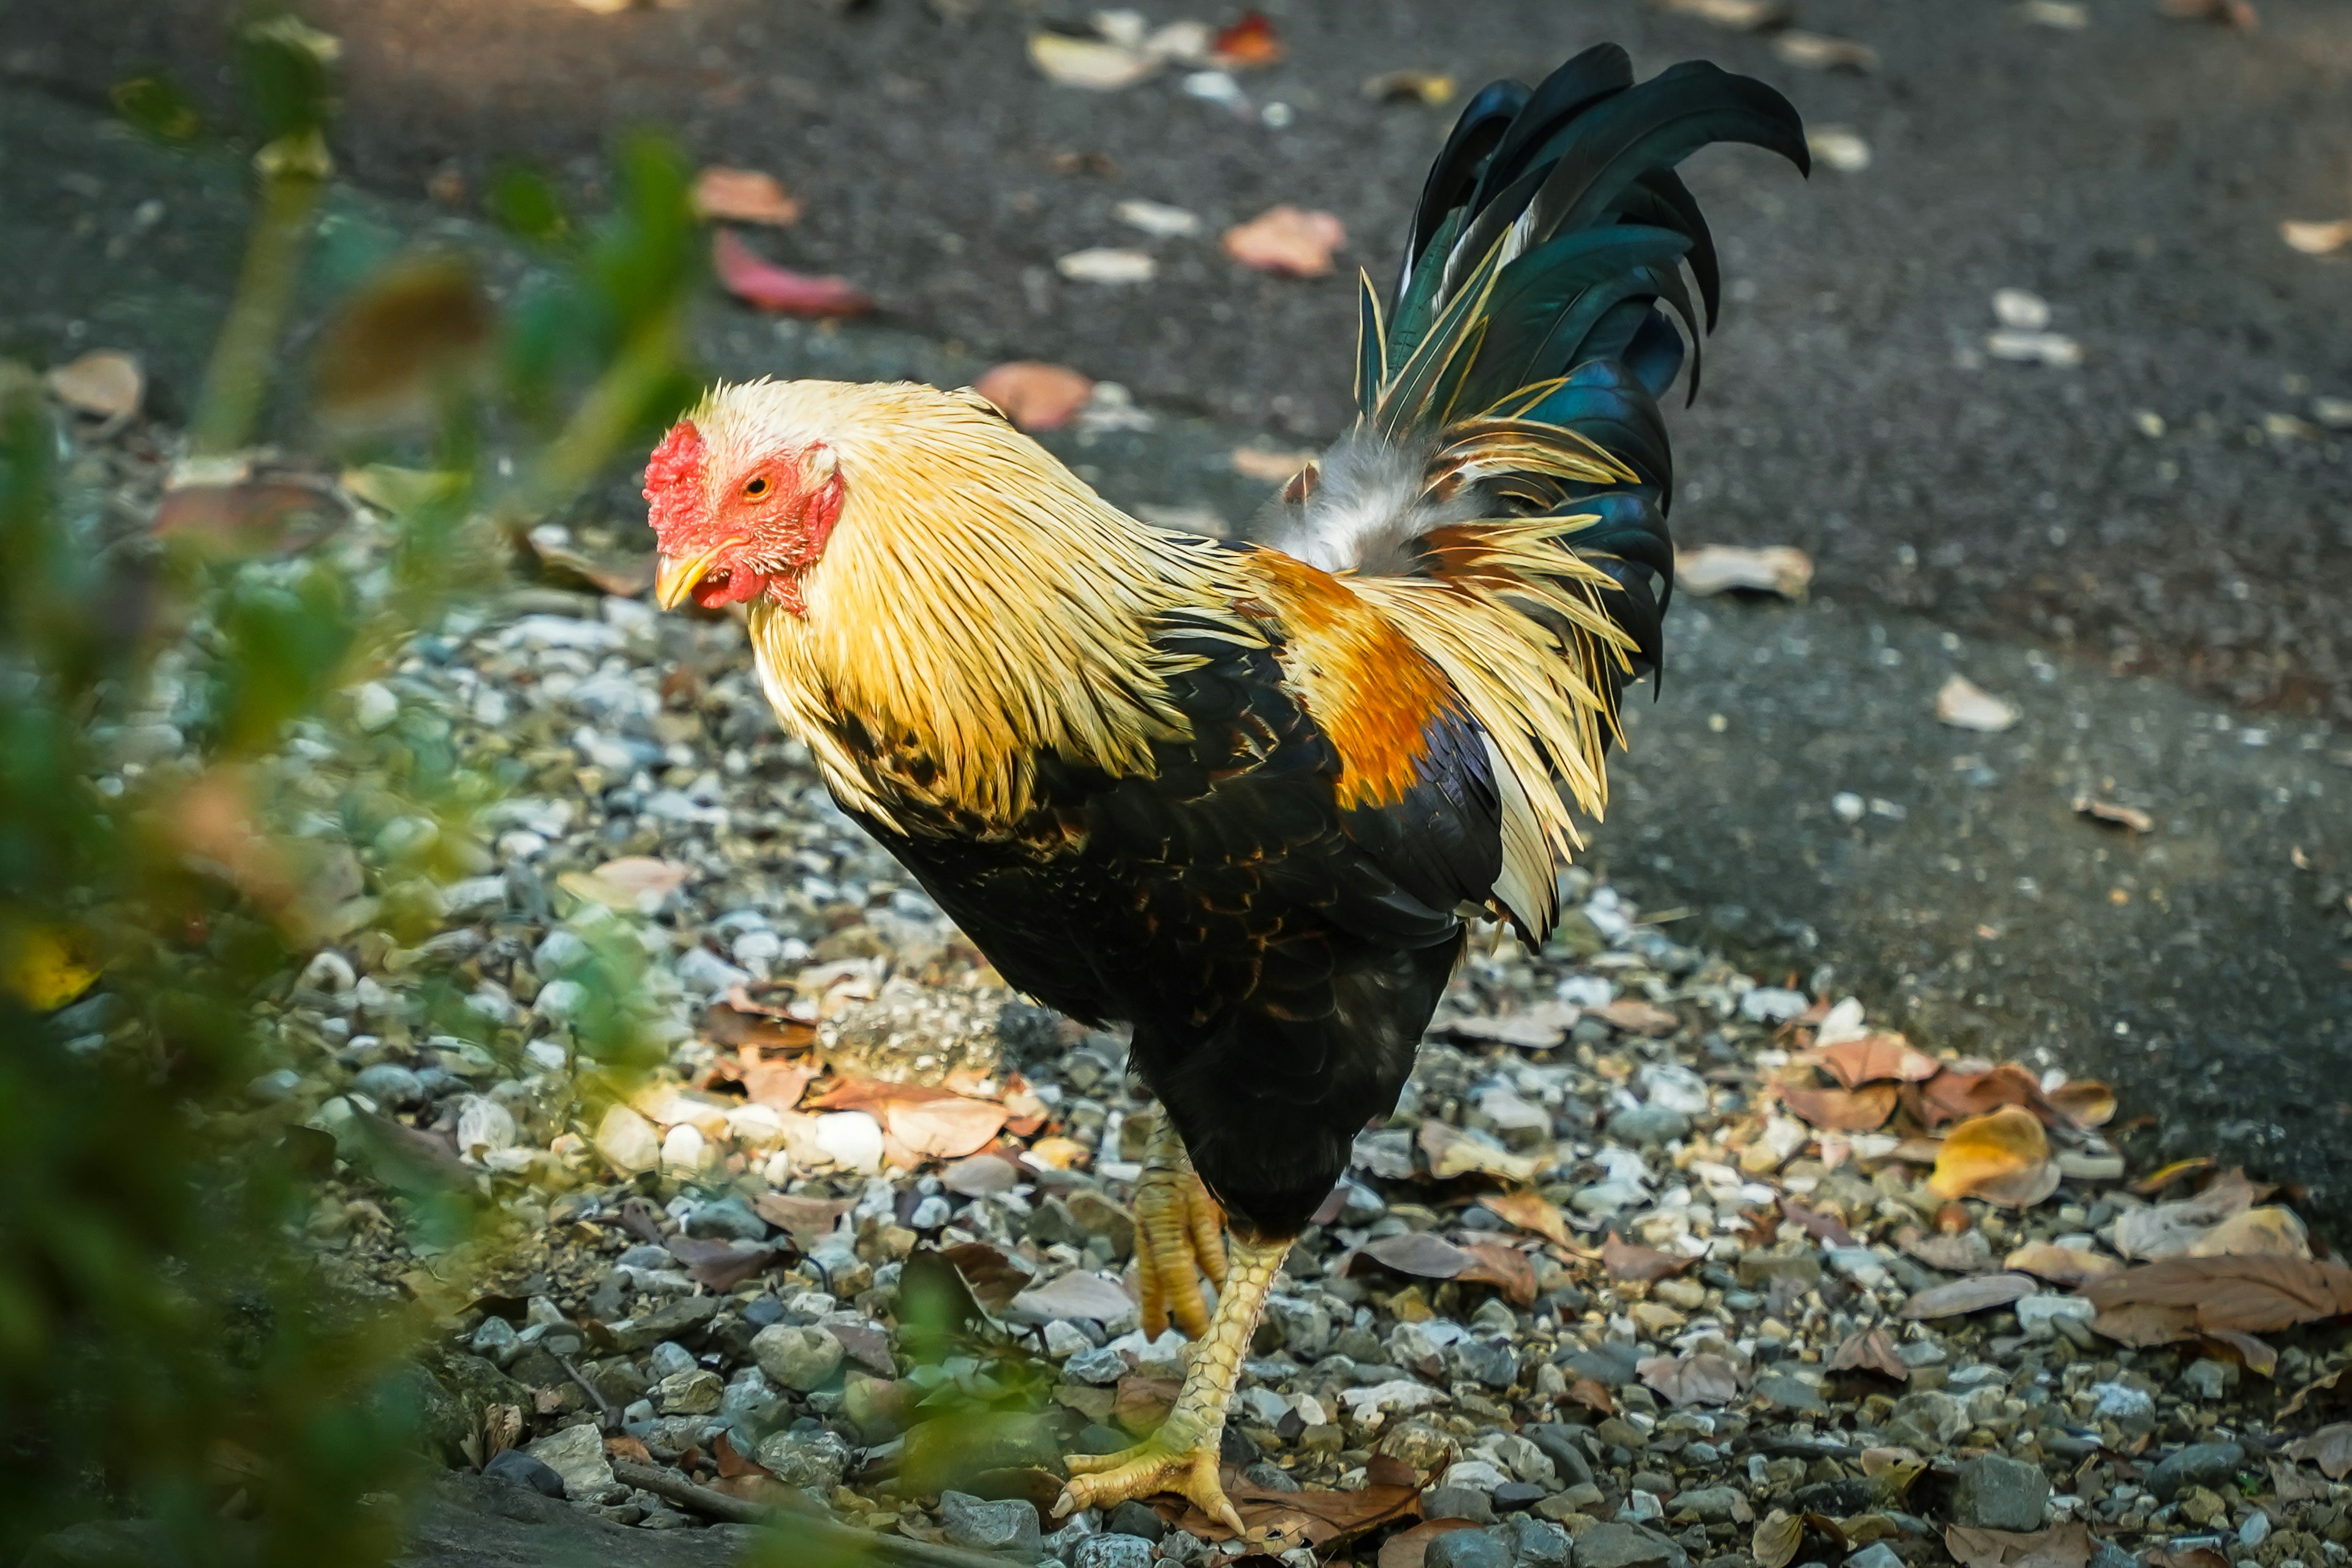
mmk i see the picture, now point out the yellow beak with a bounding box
[652,538,743,611]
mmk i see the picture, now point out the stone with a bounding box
[1605,1105,1691,1145]
[1063,1344,1128,1385]
[2147,1441,2244,1501]
[754,1425,851,1491]
[522,1423,614,1501]
[1950,1454,2050,1531]
[1499,1513,1575,1567]
[1575,1521,1688,1568]
[1426,1487,1496,1524]
[2015,1294,2097,1340]
[940,1490,1044,1562]
[813,1111,886,1173]
[1452,1337,1520,1389]
[1846,1546,1904,1568]
[353,1062,425,1107]
[481,1447,567,1498]
[652,1368,724,1414]
[1072,1536,1156,1568]
[1886,1389,1968,1447]
[603,1296,722,1352]
[1065,1189,1137,1257]
[593,1104,660,1174]
[1672,1486,1748,1523]
[2180,1358,2231,1401]
[1105,1502,1166,1542]
[1426,1529,1512,1568]
[751,1324,844,1391]
[1735,1250,1821,1291]
[685,1196,769,1242]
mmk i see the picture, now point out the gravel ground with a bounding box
[5,0,2350,731]
[40,398,2351,1568]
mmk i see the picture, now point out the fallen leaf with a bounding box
[2113,1169,2266,1259]
[1901,1272,2038,1319]
[1773,30,1879,70]
[711,230,869,317]
[752,1192,853,1250]
[1828,1326,1909,1381]
[604,1434,655,1465]
[2043,1079,2117,1128]
[1806,127,1872,173]
[2072,796,2153,835]
[2160,0,2258,30]
[1478,1189,1575,1248]
[1602,1232,1690,1283]
[2085,1253,2352,1335]
[1913,1063,2049,1127]
[2282,1367,2352,1421]
[809,1077,1008,1160]
[1417,1119,1544,1182]
[567,856,690,914]
[1114,1374,1180,1434]
[1362,69,1455,106]
[1818,1033,1941,1087]
[1657,0,1793,28]
[1753,1510,1804,1568]
[1232,445,1321,483]
[1056,247,1158,284]
[1676,543,1814,599]
[2,924,100,1012]
[1456,1240,1538,1306]
[1902,1227,1996,1274]
[2089,1300,2199,1346]
[2131,1156,2217,1196]
[2004,1242,2122,1288]
[154,475,349,556]
[1592,998,1679,1035]
[1222,206,1346,278]
[1943,1523,2093,1568]
[2286,1424,2352,1481]
[45,349,143,420]
[1779,1082,1898,1132]
[1929,1107,2055,1207]
[1638,1352,1744,1406]
[2271,1458,2331,1502]
[1114,198,1201,238]
[1567,1376,1614,1415]
[941,1152,1020,1197]
[1779,1198,1857,1248]
[1211,12,1282,67]
[2187,1205,2310,1260]
[664,1234,777,1291]
[1936,675,2020,733]
[973,362,1095,431]
[1028,31,1159,90]
[2201,1327,2277,1376]
[2282,219,2352,256]
[692,167,802,226]
[1358,1231,1477,1281]
[1009,1269,1134,1323]
[1172,1455,1421,1547]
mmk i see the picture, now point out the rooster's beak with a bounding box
[653,538,742,611]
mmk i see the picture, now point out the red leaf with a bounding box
[1212,11,1284,66]
[712,229,870,317]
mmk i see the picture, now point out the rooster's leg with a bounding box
[1054,1231,1289,1535]
[1133,1117,1227,1340]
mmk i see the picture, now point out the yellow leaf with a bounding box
[4,924,99,1012]
[1929,1106,2052,1205]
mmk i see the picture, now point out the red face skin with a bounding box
[643,419,846,614]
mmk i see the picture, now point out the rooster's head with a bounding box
[643,386,845,615]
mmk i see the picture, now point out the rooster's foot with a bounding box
[1134,1116,1226,1340]
[1057,1427,1240,1536]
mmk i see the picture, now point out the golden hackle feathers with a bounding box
[711,379,1254,828]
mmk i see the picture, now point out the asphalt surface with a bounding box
[1,12,2349,1223]
[6,0,2351,729]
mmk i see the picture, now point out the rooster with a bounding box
[646,44,1804,1528]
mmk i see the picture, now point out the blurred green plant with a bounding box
[0,11,706,1565]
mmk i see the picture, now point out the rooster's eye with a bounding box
[744,475,771,499]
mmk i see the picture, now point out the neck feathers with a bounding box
[737,381,1251,826]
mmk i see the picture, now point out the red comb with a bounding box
[644,420,707,544]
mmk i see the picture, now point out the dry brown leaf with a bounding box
[2286,1424,2352,1481]
[2086,1253,2352,1335]
[665,1232,777,1291]
[1172,1455,1421,1547]
[2282,1366,2351,1421]
[2004,1242,2122,1288]
[1380,1520,1480,1568]
[2071,796,2153,835]
[1602,1232,1691,1283]
[1779,1197,1858,1248]
[1455,1239,1538,1306]
[1592,998,1679,1035]
[1829,1326,1909,1381]
[2113,1169,2266,1259]
[2043,1079,2117,1128]
[692,166,802,226]
[2130,1156,2216,1195]
[1417,1119,1543,1182]
[2145,1550,2232,1568]
[1222,206,1346,277]
[2090,1300,2199,1346]
[1479,1189,1575,1248]
[1901,1272,2038,1319]
[1780,1082,1898,1132]
[603,1433,655,1465]
[1929,1106,2053,1206]
[1638,1352,1744,1406]
[1902,1227,1996,1275]
[1817,1033,1940,1087]
[2271,1458,2331,1502]
[751,1192,853,1250]
[1676,543,1814,600]
[973,362,1095,432]
[1936,674,2020,733]
[1753,1510,1804,1568]
[2200,1327,2278,1377]
[46,349,145,420]
[1944,1523,2092,1568]
[712,230,869,317]
[1913,1063,2048,1127]
[1567,1376,1614,1415]
[2185,1205,2310,1259]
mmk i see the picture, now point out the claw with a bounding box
[1135,1118,1226,1341]
[1056,1434,1243,1536]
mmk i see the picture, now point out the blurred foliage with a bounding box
[0,11,706,1565]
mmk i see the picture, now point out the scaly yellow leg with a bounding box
[1133,1117,1227,1340]
[1055,1231,1290,1536]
